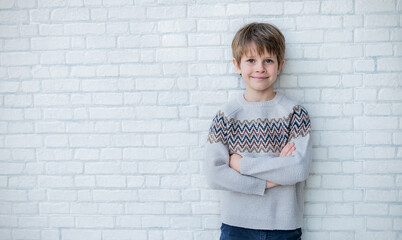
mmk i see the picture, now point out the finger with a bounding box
[281,143,295,157]
[287,146,296,156]
[280,143,292,157]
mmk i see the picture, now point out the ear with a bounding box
[232,58,241,75]
[277,60,285,74]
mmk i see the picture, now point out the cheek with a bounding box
[269,65,279,74]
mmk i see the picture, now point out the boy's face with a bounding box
[233,45,284,98]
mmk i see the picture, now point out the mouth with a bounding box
[251,76,268,81]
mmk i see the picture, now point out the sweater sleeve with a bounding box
[204,111,267,196]
[239,105,312,186]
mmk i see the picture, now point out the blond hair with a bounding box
[232,22,285,68]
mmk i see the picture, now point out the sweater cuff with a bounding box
[240,156,253,176]
[253,178,266,196]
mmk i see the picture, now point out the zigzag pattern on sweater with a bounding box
[207,105,311,153]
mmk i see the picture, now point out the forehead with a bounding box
[243,43,275,58]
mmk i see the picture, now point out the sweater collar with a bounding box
[237,91,283,107]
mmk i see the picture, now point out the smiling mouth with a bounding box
[251,76,268,80]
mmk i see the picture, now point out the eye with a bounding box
[246,59,255,63]
[265,59,274,63]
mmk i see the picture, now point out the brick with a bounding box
[321,132,363,145]
[1,52,39,66]
[327,203,353,215]
[320,44,363,58]
[103,230,147,240]
[188,33,220,46]
[366,131,392,144]
[76,216,114,228]
[378,58,402,71]
[365,14,399,27]
[50,8,89,21]
[354,117,398,130]
[45,162,83,174]
[139,162,177,174]
[62,230,101,240]
[188,5,225,18]
[190,91,227,104]
[42,230,59,240]
[250,2,283,15]
[322,175,353,188]
[283,60,327,73]
[355,203,389,215]
[322,217,364,230]
[321,0,353,14]
[158,92,188,105]
[5,134,43,148]
[355,88,377,101]
[13,230,40,239]
[343,15,363,27]
[366,190,397,202]
[142,216,170,228]
[379,88,402,100]
[34,93,70,106]
[355,29,389,42]
[354,59,375,72]
[286,31,324,44]
[364,73,399,87]
[108,49,140,63]
[89,107,135,119]
[162,34,187,47]
[8,176,36,188]
[296,16,342,29]
[365,103,393,117]
[0,0,14,9]
[135,78,174,90]
[102,0,131,6]
[38,176,74,188]
[139,189,180,201]
[365,160,402,174]
[321,89,353,103]
[135,106,177,119]
[87,36,116,49]
[355,175,395,188]
[106,22,128,34]
[64,23,105,35]
[156,48,196,62]
[37,149,72,161]
[147,6,186,19]
[311,161,341,174]
[0,10,28,24]
[4,94,32,107]
[226,3,249,16]
[4,38,29,51]
[93,190,138,201]
[108,6,145,20]
[120,64,162,76]
[48,190,76,201]
[115,216,141,228]
[355,0,395,13]
[158,20,196,33]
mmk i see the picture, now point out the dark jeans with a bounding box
[220,223,302,240]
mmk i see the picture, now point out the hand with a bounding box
[229,153,242,173]
[266,181,280,189]
[280,142,296,157]
[266,143,296,189]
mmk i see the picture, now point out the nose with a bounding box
[255,61,265,72]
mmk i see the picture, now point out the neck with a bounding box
[244,89,276,102]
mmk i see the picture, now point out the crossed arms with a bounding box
[229,142,296,189]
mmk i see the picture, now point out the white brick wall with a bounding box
[0,0,401,239]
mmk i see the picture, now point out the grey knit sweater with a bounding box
[204,92,312,230]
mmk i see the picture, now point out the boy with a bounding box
[204,22,312,240]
